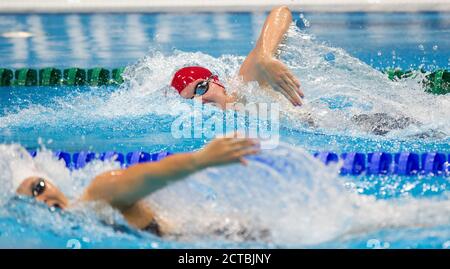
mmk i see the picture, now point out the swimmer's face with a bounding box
[16,176,69,210]
[180,79,229,109]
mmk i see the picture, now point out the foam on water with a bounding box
[147,143,450,246]
[278,26,450,138]
[0,143,449,248]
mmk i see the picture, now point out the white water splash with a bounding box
[147,143,450,245]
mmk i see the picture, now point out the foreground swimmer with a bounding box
[16,135,260,236]
[170,6,303,109]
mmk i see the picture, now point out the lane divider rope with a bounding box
[1,67,449,94]
[384,68,449,95]
[0,67,124,87]
[27,150,450,176]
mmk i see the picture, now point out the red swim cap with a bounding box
[171,66,217,94]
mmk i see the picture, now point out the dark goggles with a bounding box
[32,178,46,197]
[193,75,215,97]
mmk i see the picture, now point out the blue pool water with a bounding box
[0,12,449,70]
[0,12,449,249]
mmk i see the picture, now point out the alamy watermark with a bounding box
[66,238,82,249]
[171,101,280,149]
[366,239,390,249]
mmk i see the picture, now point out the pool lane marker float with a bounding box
[0,68,13,86]
[63,68,86,86]
[340,152,366,175]
[72,151,96,169]
[424,69,450,95]
[385,68,415,81]
[367,152,392,175]
[126,151,151,165]
[87,68,110,86]
[384,68,449,95]
[39,68,62,86]
[421,152,446,175]
[27,150,449,176]
[14,68,38,86]
[100,151,125,165]
[394,152,420,176]
[111,67,125,84]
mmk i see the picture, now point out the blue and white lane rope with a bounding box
[28,150,449,177]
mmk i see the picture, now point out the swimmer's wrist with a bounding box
[257,51,273,62]
[191,151,209,171]
[253,46,274,62]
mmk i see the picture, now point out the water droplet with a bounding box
[432,45,438,51]
[296,13,310,29]
[324,52,335,62]
[418,44,424,51]
[296,19,306,30]
[377,51,382,56]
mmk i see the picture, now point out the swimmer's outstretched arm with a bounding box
[239,6,303,106]
[81,136,259,209]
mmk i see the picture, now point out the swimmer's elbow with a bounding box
[277,5,291,13]
[274,6,292,18]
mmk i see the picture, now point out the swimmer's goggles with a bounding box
[193,75,215,97]
[32,178,46,197]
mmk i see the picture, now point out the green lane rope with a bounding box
[383,68,449,95]
[63,68,86,86]
[111,67,125,84]
[424,69,450,95]
[0,68,13,86]
[0,67,448,95]
[0,67,125,87]
[14,68,38,86]
[385,68,415,81]
[87,68,110,86]
[39,68,62,86]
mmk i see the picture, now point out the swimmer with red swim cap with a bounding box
[171,6,303,109]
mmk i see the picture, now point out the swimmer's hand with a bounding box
[238,6,303,106]
[258,57,303,106]
[193,135,260,168]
